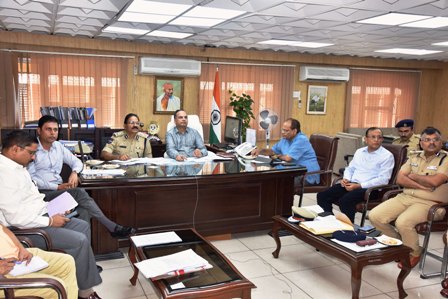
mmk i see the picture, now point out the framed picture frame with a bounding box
[154,76,184,114]
[306,85,327,115]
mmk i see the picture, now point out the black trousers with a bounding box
[317,184,368,223]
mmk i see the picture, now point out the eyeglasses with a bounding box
[421,137,441,143]
[44,127,58,132]
[20,146,37,155]
[366,136,384,140]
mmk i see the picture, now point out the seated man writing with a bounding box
[369,127,448,268]
[27,115,135,238]
[165,110,208,161]
[317,127,394,223]
[101,113,152,161]
[0,131,102,299]
[0,224,78,299]
[252,118,320,186]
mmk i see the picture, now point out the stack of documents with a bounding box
[130,231,182,247]
[299,214,354,235]
[9,256,49,276]
[135,249,212,280]
[81,169,126,176]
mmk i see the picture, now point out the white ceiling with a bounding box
[2,0,448,61]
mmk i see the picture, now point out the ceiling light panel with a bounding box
[119,12,173,24]
[375,48,442,55]
[103,26,149,35]
[170,17,226,27]
[147,30,192,39]
[126,0,191,15]
[432,41,448,46]
[400,17,448,28]
[357,13,430,26]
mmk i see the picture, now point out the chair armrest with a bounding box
[382,189,404,202]
[305,169,333,176]
[426,202,448,222]
[9,227,53,251]
[0,275,67,299]
[332,177,342,186]
[362,184,401,210]
[16,236,35,248]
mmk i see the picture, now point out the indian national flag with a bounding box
[209,68,221,144]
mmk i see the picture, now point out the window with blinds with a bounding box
[17,54,128,128]
[199,63,294,142]
[346,69,420,129]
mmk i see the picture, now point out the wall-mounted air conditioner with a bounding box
[299,66,350,82]
[139,57,201,77]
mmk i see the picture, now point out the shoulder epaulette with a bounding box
[112,131,125,137]
[137,132,149,138]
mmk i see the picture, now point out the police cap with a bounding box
[395,119,414,128]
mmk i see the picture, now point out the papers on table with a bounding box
[331,239,387,252]
[130,231,182,247]
[46,192,78,216]
[9,256,49,276]
[299,215,354,235]
[81,169,126,176]
[135,249,212,280]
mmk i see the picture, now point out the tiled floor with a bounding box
[95,194,447,299]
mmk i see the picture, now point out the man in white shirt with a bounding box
[27,115,135,238]
[0,130,101,299]
[317,127,395,223]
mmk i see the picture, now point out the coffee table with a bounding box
[129,229,255,299]
[271,215,412,299]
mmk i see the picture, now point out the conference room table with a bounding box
[79,157,306,255]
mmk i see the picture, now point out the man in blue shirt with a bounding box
[165,110,208,161]
[253,118,320,185]
[317,127,394,222]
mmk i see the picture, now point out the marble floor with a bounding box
[95,194,447,299]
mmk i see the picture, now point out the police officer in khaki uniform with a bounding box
[392,119,421,155]
[101,113,152,161]
[369,127,448,269]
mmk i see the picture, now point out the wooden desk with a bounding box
[80,160,306,254]
[129,229,255,299]
[271,216,412,299]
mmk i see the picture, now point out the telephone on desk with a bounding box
[235,142,257,157]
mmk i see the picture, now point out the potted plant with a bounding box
[228,90,256,142]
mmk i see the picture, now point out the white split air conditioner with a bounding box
[299,66,350,82]
[139,57,201,77]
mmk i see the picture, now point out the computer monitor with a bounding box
[224,116,242,145]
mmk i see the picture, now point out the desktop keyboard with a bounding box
[213,143,235,150]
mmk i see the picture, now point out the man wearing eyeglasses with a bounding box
[101,113,152,161]
[393,119,420,155]
[369,127,448,269]
[317,127,394,223]
[28,115,136,239]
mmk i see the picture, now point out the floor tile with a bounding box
[225,250,279,279]
[95,265,146,299]
[211,238,249,254]
[250,273,312,299]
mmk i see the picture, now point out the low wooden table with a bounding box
[129,229,255,299]
[271,215,412,299]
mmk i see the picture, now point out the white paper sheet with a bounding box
[8,256,49,277]
[130,231,182,247]
[46,192,78,216]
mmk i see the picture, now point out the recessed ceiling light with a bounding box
[170,17,225,27]
[400,16,448,28]
[258,40,333,48]
[126,0,191,15]
[103,26,149,35]
[119,12,174,24]
[432,41,448,46]
[375,48,442,55]
[357,13,430,26]
[147,30,192,39]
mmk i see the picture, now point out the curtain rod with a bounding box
[350,67,421,73]
[202,61,295,68]
[0,49,134,59]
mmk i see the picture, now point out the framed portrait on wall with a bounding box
[154,77,184,114]
[306,85,327,115]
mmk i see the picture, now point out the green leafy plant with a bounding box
[228,90,256,142]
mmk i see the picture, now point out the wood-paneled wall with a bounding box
[1,31,447,139]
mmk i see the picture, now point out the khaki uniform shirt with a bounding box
[392,134,420,155]
[401,151,448,202]
[102,131,152,158]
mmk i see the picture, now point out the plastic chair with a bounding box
[296,134,339,207]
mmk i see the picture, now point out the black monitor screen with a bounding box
[224,116,242,145]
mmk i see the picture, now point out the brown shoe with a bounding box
[441,288,448,298]
[78,292,102,299]
[442,278,448,289]
[398,255,420,269]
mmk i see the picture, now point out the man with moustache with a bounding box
[317,127,394,223]
[0,131,102,299]
[393,119,420,156]
[101,113,152,161]
[28,115,135,238]
[370,127,448,269]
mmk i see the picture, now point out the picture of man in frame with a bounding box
[156,81,181,112]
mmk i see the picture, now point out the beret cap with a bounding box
[395,119,414,128]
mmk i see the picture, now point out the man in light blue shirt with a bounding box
[317,127,394,222]
[27,115,135,238]
[253,118,320,185]
[165,110,208,161]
